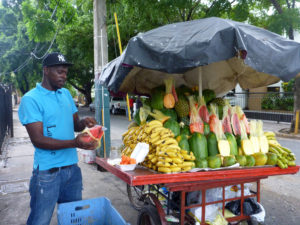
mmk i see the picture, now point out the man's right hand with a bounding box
[75,133,98,150]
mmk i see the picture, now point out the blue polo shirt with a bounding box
[18,83,78,171]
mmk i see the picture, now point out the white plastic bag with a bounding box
[250,202,265,223]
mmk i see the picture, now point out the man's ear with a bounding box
[43,67,48,75]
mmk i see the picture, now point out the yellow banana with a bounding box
[162,138,178,146]
[166,151,179,158]
[150,131,161,140]
[152,127,166,134]
[169,162,179,168]
[172,157,183,164]
[180,150,189,155]
[183,154,194,161]
[152,165,157,171]
[170,167,181,172]
[147,154,155,160]
[151,156,158,164]
[153,139,165,146]
[145,124,161,134]
[181,166,192,172]
[182,161,195,167]
[156,161,171,167]
[122,130,129,137]
[158,157,173,163]
[158,167,171,173]
[264,131,275,137]
[148,120,163,127]
[150,135,160,144]
[162,144,180,151]
[160,133,173,140]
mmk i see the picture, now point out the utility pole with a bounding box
[93,0,110,158]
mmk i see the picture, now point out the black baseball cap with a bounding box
[42,52,73,67]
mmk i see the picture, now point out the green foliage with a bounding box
[282,79,295,92]
[261,93,294,111]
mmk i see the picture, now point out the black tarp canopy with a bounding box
[98,17,300,96]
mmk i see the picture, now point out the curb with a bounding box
[275,132,300,140]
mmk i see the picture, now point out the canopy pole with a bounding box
[198,67,203,98]
[101,29,106,157]
[114,12,131,121]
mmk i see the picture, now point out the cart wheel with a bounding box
[137,204,162,225]
[127,184,146,210]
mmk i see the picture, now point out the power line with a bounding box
[0,3,82,77]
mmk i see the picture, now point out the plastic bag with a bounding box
[250,202,265,223]
[224,183,252,199]
[225,198,262,216]
[187,188,223,205]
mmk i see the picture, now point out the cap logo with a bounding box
[58,55,66,62]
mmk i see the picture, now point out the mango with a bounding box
[222,156,236,167]
[245,155,255,167]
[266,152,278,166]
[197,159,208,168]
[253,152,268,166]
[207,155,222,169]
[236,155,247,166]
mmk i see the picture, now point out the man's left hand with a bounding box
[82,117,97,128]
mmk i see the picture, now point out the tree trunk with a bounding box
[288,25,294,40]
[84,91,92,106]
[290,76,300,132]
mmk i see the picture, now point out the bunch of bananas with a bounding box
[264,131,296,168]
[122,120,196,173]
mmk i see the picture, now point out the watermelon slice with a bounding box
[231,113,241,136]
[222,116,232,134]
[81,125,104,146]
[209,114,218,133]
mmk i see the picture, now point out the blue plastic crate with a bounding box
[57,197,130,225]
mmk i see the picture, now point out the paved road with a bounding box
[78,107,300,225]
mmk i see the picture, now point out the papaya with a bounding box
[180,125,191,137]
[151,88,165,110]
[225,133,238,156]
[207,132,219,156]
[189,133,208,164]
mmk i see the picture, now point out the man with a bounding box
[18,52,97,225]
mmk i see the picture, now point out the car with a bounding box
[110,97,127,115]
[89,97,128,114]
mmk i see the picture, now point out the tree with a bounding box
[8,0,95,104]
[0,0,42,94]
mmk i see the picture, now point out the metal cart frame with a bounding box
[96,157,299,225]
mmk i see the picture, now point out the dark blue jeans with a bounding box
[27,164,82,225]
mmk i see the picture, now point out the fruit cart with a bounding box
[96,17,300,225]
[96,157,299,225]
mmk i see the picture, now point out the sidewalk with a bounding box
[0,107,297,225]
[0,108,137,225]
